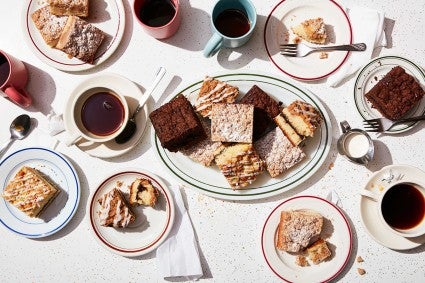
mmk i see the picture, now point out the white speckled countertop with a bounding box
[1,0,424,282]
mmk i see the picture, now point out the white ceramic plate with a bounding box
[354,56,425,134]
[264,0,352,80]
[0,147,80,238]
[261,196,352,282]
[63,73,148,158]
[89,169,174,257]
[152,72,332,200]
[360,164,425,250]
[22,0,125,71]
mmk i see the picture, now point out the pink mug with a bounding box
[133,0,181,39]
[0,50,32,107]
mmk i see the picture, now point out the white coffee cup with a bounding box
[64,86,129,146]
[360,180,425,238]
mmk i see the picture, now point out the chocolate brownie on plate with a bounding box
[150,94,206,152]
[365,66,424,120]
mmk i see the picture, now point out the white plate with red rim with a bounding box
[360,164,425,250]
[354,56,425,134]
[261,195,352,282]
[264,0,352,80]
[88,169,175,257]
[22,0,125,71]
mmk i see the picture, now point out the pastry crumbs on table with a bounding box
[356,256,364,262]
[357,268,366,275]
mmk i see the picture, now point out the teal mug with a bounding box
[203,0,257,58]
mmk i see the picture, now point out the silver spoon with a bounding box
[115,67,166,144]
[0,114,32,158]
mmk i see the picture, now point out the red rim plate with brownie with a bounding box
[264,0,352,80]
[261,196,352,282]
[88,169,175,257]
[22,0,125,71]
[354,56,425,134]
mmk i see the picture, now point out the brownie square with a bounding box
[365,66,424,120]
[239,85,281,140]
[211,103,254,143]
[150,94,206,152]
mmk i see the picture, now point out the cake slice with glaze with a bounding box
[291,18,327,44]
[281,100,323,137]
[98,188,135,228]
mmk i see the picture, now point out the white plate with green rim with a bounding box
[151,73,332,200]
[354,56,425,134]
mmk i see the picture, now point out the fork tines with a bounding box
[362,120,382,132]
[279,44,297,56]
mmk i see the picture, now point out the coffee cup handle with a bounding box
[65,132,83,146]
[2,86,32,107]
[203,33,223,58]
[359,189,378,201]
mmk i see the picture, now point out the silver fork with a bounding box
[279,42,366,57]
[363,115,425,132]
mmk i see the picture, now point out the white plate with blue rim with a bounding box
[0,147,80,238]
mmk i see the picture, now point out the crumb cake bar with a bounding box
[211,103,254,143]
[2,166,59,218]
[98,188,135,228]
[49,0,89,17]
[180,119,224,166]
[215,143,264,189]
[307,238,332,264]
[31,6,68,47]
[281,100,322,137]
[150,94,206,152]
[291,18,327,44]
[239,85,281,140]
[56,16,104,64]
[129,178,159,207]
[194,76,239,117]
[364,66,424,120]
[255,127,305,178]
[276,210,323,253]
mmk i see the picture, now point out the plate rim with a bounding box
[353,55,425,134]
[263,0,352,81]
[22,0,126,72]
[0,147,81,238]
[88,168,175,257]
[151,72,332,200]
[261,195,353,282]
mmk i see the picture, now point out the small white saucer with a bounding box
[360,164,425,250]
[63,73,148,158]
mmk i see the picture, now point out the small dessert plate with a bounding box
[0,147,80,238]
[261,196,352,282]
[89,169,175,257]
[22,0,125,71]
[354,56,425,134]
[360,164,425,250]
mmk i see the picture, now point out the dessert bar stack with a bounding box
[150,76,323,190]
[31,0,104,64]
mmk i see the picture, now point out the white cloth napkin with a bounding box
[327,6,387,87]
[326,189,343,208]
[156,185,203,281]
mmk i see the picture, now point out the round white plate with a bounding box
[354,56,425,134]
[63,73,148,158]
[264,0,352,80]
[22,0,125,71]
[360,164,425,250]
[89,169,174,257]
[0,147,80,238]
[261,196,352,282]
[152,72,332,200]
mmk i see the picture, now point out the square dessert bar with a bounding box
[365,66,424,120]
[49,0,89,17]
[98,188,136,228]
[255,127,305,178]
[31,6,68,47]
[215,143,264,190]
[2,166,60,218]
[150,94,207,152]
[239,85,281,140]
[56,16,104,64]
[211,103,254,143]
[281,100,322,137]
[194,76,239,117]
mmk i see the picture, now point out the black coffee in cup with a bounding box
[0,54,10,86]
[214,9,250,38]
[138,0,176,27]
